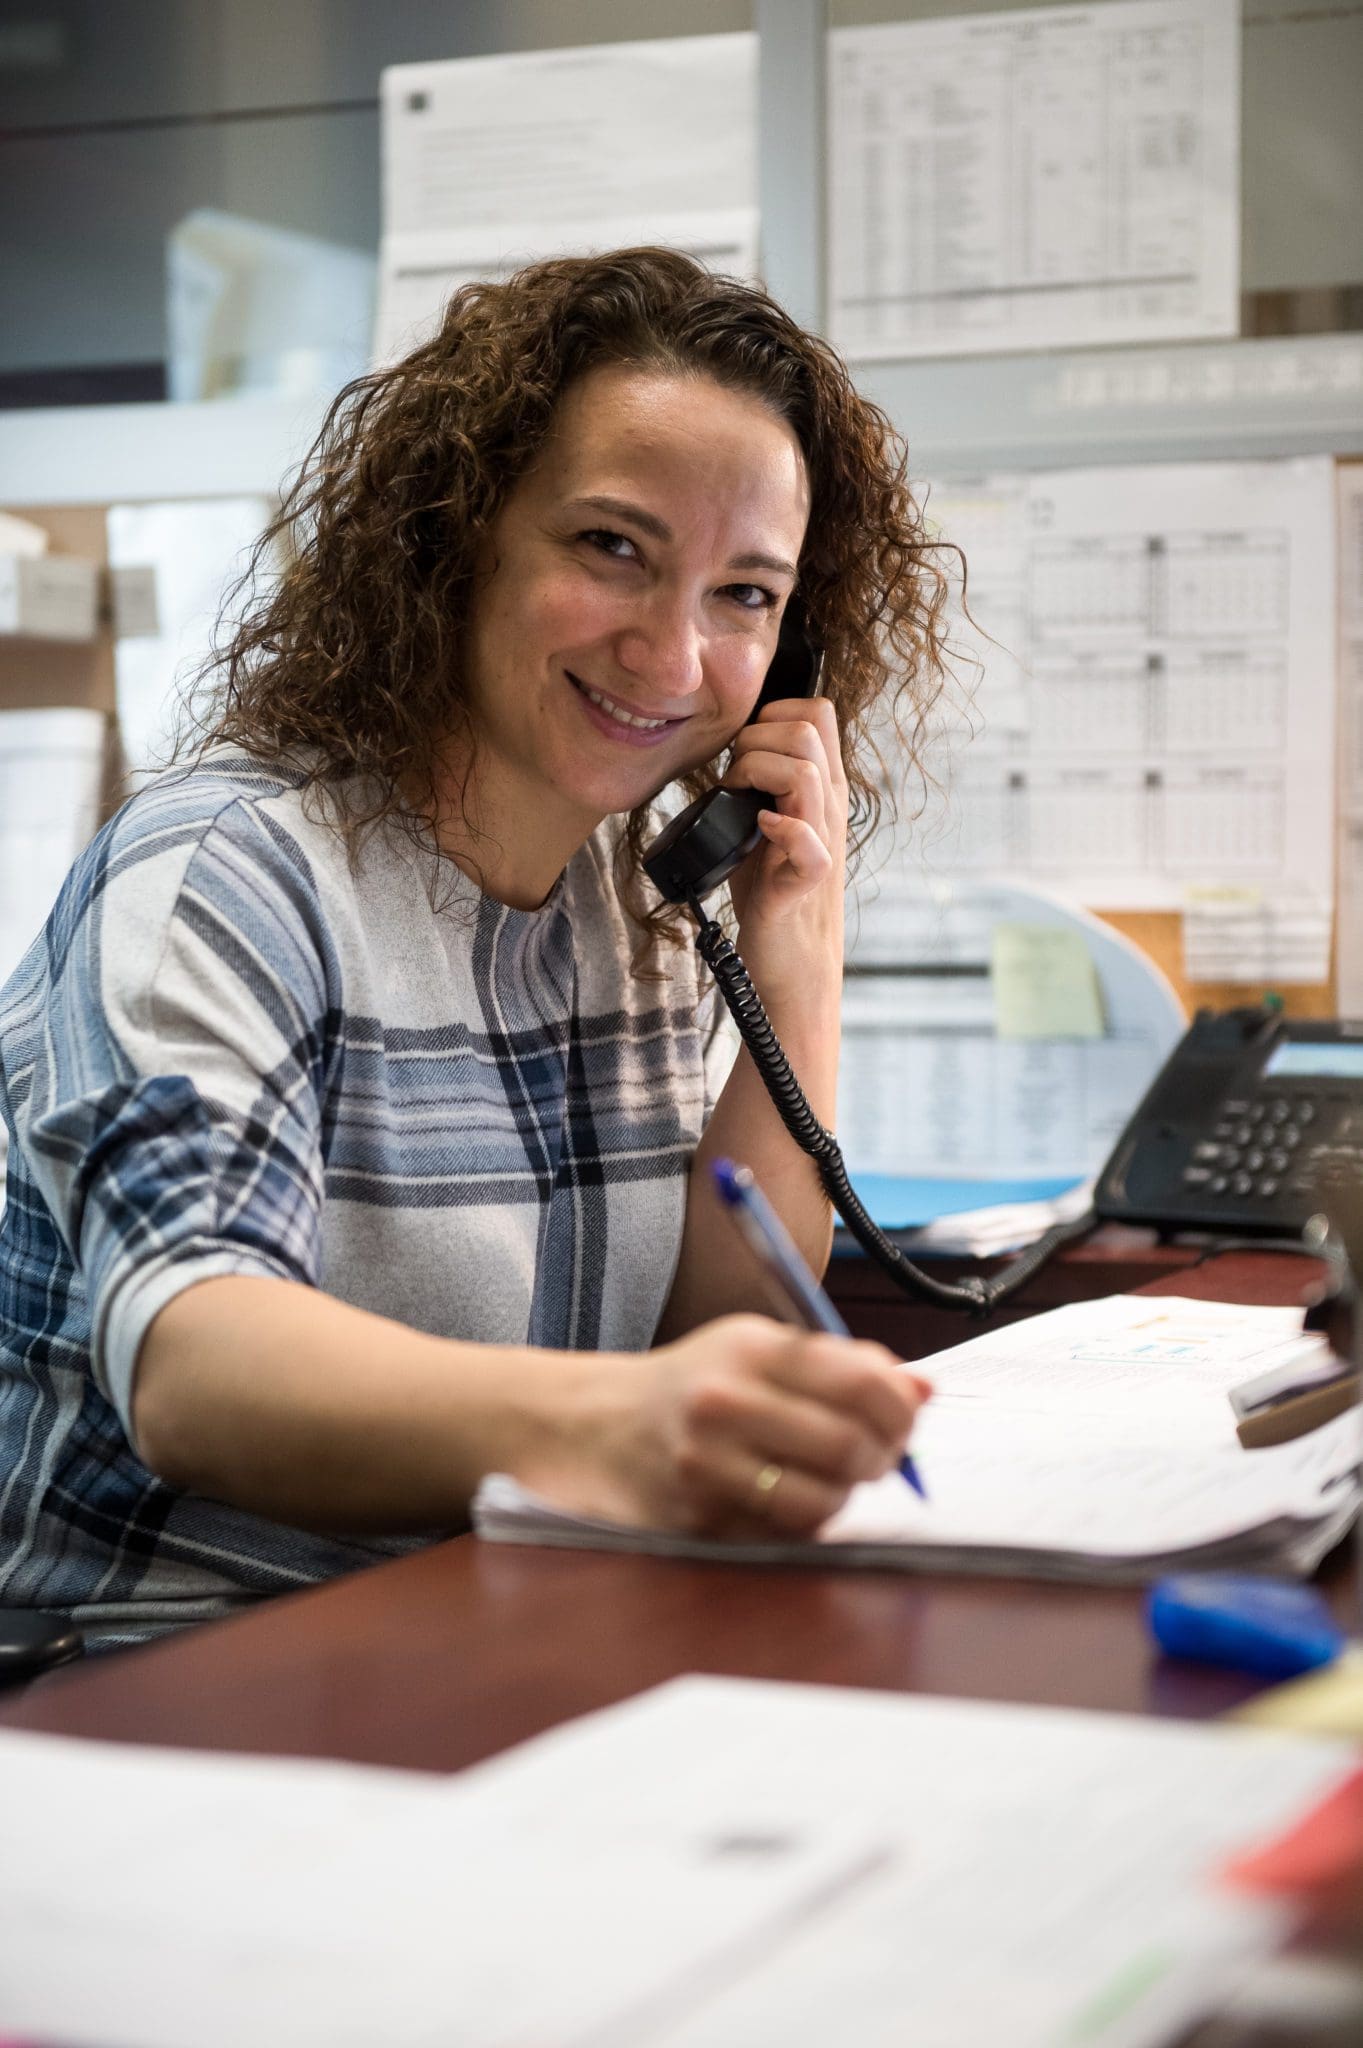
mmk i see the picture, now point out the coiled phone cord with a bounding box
[690,898,1097,1315]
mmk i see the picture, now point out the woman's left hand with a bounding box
[723,695,848,1003]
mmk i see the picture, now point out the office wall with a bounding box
[0,0,752,382]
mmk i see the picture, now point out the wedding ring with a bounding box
[753,1462,784,1499]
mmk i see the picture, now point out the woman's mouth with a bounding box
[568,674,688,745]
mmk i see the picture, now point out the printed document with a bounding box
[2,1676,1355,2047]
[0,1716,874,2048]
[829,0,1240,360]
[476,1296,1362,1581]
[918,456,1337,980]
[838,876,1184,1181]
[375,35,757,362]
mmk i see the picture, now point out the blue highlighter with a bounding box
[1147,1574,1345,1681]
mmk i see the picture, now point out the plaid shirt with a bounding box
[0,754,712,1643]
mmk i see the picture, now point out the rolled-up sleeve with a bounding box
[14,790,341,1439]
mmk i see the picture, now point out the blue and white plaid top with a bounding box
[0,753,714,1643]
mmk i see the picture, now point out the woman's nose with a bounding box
[615,598,705,697]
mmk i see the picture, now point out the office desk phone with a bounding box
[1095,1009,1363,1238]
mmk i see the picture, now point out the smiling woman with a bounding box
[0,249,946,1649]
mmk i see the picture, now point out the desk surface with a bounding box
[2,1246,1352,1775]
[3,1244,1359,2048]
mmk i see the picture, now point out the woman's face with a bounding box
[457,363,811,850]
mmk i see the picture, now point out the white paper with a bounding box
[911,458,1337,981]
[477,1293,1361,1582]
[107,497,273,783]
[0,706,106,991]
[1337,464,1363,1013]
[376,35,758,363]
[838,876,1184,1180]
[0,1716,875,2048]
[829,0,1240,362]
[621,1678,1352,2048]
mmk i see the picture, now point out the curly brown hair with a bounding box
[189,246,952,943]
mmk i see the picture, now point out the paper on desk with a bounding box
[452,1675,1356,2048]
[0,1720,878,2048]
[476,1295,1362,1583]
[833,1171,1092,1254]
[829,0,1240,361]
[375,35,757,363]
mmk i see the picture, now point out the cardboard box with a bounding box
[0,552,100,640]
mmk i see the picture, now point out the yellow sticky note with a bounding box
[1231,1645,1363,1741]
[991,924,1104,1040]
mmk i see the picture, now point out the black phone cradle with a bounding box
[688,896,1098,1315]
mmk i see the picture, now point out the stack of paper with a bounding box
[2,1676,1357,2048]
[475,1296,1362,1583]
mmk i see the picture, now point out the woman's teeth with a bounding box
[577,680,672,731]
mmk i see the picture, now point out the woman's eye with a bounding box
[723,582,780,613]
[580,528,638,562]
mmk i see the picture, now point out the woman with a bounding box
[0,249,947,1645]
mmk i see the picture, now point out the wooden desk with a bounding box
[1,1245,1351,1774]
[2,1244,1358,2047]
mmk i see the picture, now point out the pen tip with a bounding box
[711,1158,744,1206]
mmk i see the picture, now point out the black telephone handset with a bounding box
[1094,1006,1363,1238]
[642,599,1092,1316]
[641,599,822,904]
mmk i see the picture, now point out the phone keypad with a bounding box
[1181,1092,1322,1203]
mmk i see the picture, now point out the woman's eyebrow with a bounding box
[567,494,797,579]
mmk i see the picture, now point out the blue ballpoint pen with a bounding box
[712,1157,928,1501]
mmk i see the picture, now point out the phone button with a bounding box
[1182,1165,1213,1186]
[1208,1173,1230,1195]
[1230,1172,1255,1197]
[1259,1177,1280,1199]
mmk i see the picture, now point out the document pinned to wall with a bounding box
[1337,463,1363,1014]
[920,456,1337,982]
[838,876,1184,1182]
[829,0,1240,361]
[375,34,758,364]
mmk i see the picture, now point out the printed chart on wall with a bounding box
[918,456,1337,985]
[375,35,757,363]
[828,0,1240,361]
[1339,463,1363,1014]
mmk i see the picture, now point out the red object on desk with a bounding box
[1224,1769,1363,1900]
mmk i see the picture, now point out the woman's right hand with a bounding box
[521,1314,927,1541]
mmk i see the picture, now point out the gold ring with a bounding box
[754,1463,784,1498]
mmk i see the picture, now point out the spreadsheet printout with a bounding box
[829,0,1240,361]
[919,456,1336,976]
